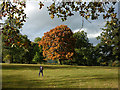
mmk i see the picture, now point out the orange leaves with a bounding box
[39,25,75,61]
[58,33,61,36]
[66,52,74,59]
[17,41,20,45]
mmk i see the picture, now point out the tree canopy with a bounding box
[0,1,119,48]
[39,25,75,64]
[34,37,41,43]
[73,31,97,66]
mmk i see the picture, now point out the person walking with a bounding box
[39,66,43,77]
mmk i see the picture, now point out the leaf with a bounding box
[50,14,54,19]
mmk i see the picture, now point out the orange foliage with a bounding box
[39,25,75,61]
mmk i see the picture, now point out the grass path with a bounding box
[2,63,118,88]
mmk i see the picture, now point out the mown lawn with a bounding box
[1,63,118,88]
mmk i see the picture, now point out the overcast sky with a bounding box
[19,1,118,46]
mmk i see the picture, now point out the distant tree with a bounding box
[39,25,75,64]
[3,54,11,63]
[32,43,45,64]
[34,37,41,43]
[73,31,89,48]
[32,52,39,63]
[32,51,44,64]
[73,31,98,66]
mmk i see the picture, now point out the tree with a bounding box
[73,31,98,66]
[32,51,44,64]
[3,54,11,63]
[39,25,75,64]
[32,42,45,64]
[96,19,120,66]
[95,43,114,66]
[34,37,41,43]
[2,33,34,64]
[1,1,26,48]
[73,31,89,48]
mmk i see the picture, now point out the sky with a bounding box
[14,1,118,46]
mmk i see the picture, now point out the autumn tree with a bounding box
[39,25,75,64]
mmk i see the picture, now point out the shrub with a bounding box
[3,55,11,63]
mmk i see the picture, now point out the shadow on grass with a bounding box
[2,64,88,70]
[2,70,118,88]
[2,64,116,70]
[57,73,118,83]
[2,74,46,88]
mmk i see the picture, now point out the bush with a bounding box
[112,60,120,67]
[3,55,11,63]
[32,52,44,64]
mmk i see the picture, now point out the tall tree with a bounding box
[32,47,44,64]
[97,19,120,66]
[73,31,97,66]
[39,25,75,64]
[32,42,45,64]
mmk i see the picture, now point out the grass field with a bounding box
[2,63,118,88]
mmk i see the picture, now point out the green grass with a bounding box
[2,63,118,88]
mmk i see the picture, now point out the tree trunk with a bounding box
[10,51,13,63]
[58,59,62,65]
[11,55,13,63]
[59,59,62,65]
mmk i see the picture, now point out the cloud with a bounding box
[73,28,101,45]
[21,2,83,41]
[73,27,102,38]
[89,38,101,46]
[21,1,118,45]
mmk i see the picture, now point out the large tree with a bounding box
[73,31,98,66]
[39,25,75,64]
[96,19,120,66]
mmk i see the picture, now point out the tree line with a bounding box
[2,24,120,66]
[1,1,120,66]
